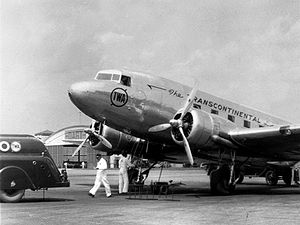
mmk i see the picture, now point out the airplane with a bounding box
[68,69,300,194]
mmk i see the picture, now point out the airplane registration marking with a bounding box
[110,88,128,107]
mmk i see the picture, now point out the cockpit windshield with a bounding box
[112,74,120,81]
[95,71,131,87]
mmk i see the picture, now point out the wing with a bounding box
[227,125,300,160]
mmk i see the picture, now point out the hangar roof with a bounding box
[35,130,53,136]
[44,125,89,146]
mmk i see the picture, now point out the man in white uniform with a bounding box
[291,161,300,186]
[89,154,112,198]
[118,152,133,194]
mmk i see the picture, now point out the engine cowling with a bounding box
[171,110,219,149]
[89,124,140,155]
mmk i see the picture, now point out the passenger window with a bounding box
[211,109,218,115]
[228,115,235,122]
[244,120,251,128]
[120,75,131,87]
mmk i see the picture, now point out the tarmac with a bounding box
[1,168,300,225]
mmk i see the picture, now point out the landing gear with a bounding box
[210,165,235,195]
[209,149,238,195]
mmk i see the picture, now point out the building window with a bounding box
[244,120,251,128]
[228,115,235,122]
[211,109,218,115]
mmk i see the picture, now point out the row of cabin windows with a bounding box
[210,109,251,128]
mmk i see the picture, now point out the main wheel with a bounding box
[210,165,234,195]
[265,170,278,186]
[0,189,25,203]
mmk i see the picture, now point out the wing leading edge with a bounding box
[227,125,300,160]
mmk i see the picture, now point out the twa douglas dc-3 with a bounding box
[68,69,300,195]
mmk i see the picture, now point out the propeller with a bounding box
[148,82,199,165]
[148,123,171,132]
[71,122,112,158]
[72,136,89,157]
[179,127,193,165]
[91,131,112,149]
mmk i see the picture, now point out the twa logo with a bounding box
[110,88,128,107]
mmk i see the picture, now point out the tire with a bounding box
[265,170,278,186]
[210,165,232,195]
[0,189,25,203]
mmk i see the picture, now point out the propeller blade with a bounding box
[85,125,112,149]
[96,134,112,149]
[180,82,199,120]
[179,127,194,165]
[148,123,172,132]
[72,136,89,157]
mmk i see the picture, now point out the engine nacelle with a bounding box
[188,110,215,147]
[171,110,236,149]
[171,110,214,148]
[89,124,140,155]
[90,123,187,162]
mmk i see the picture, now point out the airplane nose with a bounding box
[68,80,108,119]
[68,81,91,106]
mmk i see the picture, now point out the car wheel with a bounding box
[0,189,25,203]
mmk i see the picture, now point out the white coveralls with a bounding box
[291,161,300,185]
[118,155,132,193]
[89,158,111,197]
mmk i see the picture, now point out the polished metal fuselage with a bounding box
[69,70,289,140]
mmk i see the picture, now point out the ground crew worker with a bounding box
[291,162,300,186]
[88,153,112,198]
[118,152,133,194]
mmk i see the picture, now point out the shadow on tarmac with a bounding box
[19,197,74,203]
[151,184,300,197]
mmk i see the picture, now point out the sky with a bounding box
[1,0,300,134]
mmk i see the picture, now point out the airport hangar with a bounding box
[36,125,117,169]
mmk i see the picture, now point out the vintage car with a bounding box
[0,134,69,203]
